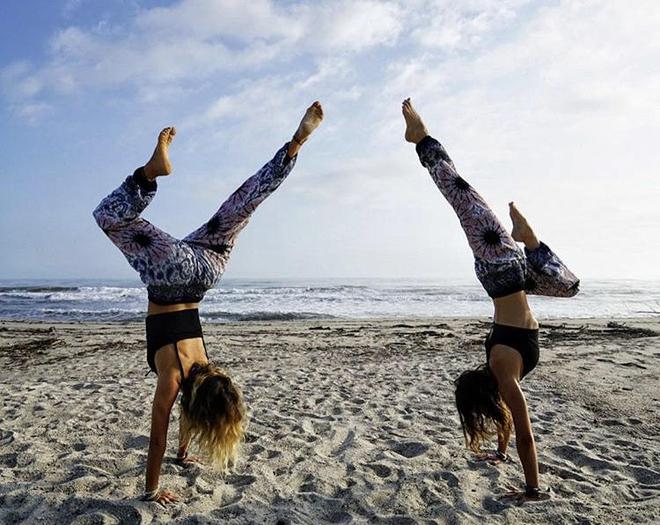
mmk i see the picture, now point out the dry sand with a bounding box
[0,317,659,524]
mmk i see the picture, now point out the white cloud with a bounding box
[294,0,404,52]
[407,0,530,50]
[0,0,408,119]
[2,0,660,278]
[135,0,298,41]
[12,102,53,124]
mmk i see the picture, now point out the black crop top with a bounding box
[145,308,208,375]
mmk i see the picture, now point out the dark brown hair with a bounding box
[180,363,246,470]
[454,365,511,452]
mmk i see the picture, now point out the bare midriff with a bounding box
[147,301,200,316]
[492,291,539,329]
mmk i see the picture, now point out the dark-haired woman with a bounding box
[402,98,579,502]
[93,102,324,505]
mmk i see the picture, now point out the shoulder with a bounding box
[488,344,523,383]
[152,364,181,412]
[153,344,184,383]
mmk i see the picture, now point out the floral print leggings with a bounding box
[93,143,296,304]
[416,136,579,298]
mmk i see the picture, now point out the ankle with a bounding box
[143,164,158,181]
[523,235,541,251]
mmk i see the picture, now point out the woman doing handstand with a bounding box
[93,102,324,504]
[402,98,579,502]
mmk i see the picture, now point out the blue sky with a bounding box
[1,0,659,281]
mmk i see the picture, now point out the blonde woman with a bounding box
[93,102,324,504]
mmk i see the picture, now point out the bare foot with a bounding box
[402,98,429,144]
[144,126,176,180]
[509,202,540,249]
[293,101,324,145]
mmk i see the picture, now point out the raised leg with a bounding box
[184,102,324,256]
[403,98,521,264]
[93,128,199,287]
[509,204,580,297]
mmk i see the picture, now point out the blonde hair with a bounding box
[180,363,246,470]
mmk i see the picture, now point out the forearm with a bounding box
[177,420,190,458]
[145,439,167,491]
[516,436,540,488]
[497,428,511,455]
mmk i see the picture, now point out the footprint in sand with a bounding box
[368,463,392,478]
[0,453,18,468]
[227,474,257,487]
[61,499,143,524]
[249,444,265,457]
[123,435,149,450]
[391,442,429,458]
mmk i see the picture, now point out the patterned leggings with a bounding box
[93,143,296,304]
[416,136,579,298]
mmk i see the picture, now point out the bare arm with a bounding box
[145,373,180,495]
[497,377,539,488]
[175,415,204,465]
[177,418,189,459]
[497,423,512,456]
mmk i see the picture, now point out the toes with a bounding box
[158,126,176,144]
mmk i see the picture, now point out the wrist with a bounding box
[175,449,188,464]
[142,486,159,500]
[525,485,540,498]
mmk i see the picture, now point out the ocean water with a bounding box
[0,278,658,323]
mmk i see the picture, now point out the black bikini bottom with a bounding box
[145,308,204,374]
[485,323,539,378]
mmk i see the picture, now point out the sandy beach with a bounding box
[0,317,658,524]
